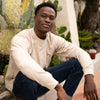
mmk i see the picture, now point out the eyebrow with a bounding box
[41,12,55,17]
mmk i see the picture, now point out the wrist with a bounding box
[85,74,94,82]
[55,84,62,91]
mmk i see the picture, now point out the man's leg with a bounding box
[13,58,83,100]
[13,72,39,100]
[45,58,83,97]
[36,58,83,98]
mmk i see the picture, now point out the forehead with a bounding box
[37,7,56,16]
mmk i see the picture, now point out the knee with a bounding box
[72,58,82,68]
[71,58,83,74]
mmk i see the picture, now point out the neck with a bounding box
[34,28,47,39]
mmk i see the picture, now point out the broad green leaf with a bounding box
[58,26,67,34]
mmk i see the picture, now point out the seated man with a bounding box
[5,2,98,100]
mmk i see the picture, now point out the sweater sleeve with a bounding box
[54,36,94,76]
[11,34,58,90]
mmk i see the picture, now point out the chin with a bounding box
[41,29,50,33]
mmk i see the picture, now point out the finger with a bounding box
[84,90,90,99]
[92,92,98,100]
[93,90,98,100]
[89,93,95,100]
[86,95,90,100]
[86,92,95,100]
[87,92,94,100]
[84,91,87,97]
[95,94,98,100]
[94,92,98,100]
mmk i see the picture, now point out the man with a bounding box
[5,2,98,100]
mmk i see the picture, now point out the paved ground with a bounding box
[72,53,100,100]
[72,71,100,100]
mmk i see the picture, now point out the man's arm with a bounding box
[53,37,98,99]
[84,74,98,100]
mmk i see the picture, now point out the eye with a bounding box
[41,14,47,18]
[50,16,55,20]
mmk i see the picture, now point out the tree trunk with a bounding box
[81,0,99,34]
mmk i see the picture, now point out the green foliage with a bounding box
[1,0,6,16]
[0,54,9,75]
[49,55,61,67]
[47,0,62,12]
[78,30,92,49]
[65,32,72,42]
[57,26,67,34]
[29,7,35,28]
[19,0,35,29]
[0,28,21,54]
[53,0,58,9]
[77,12,81,30]
[4,0,21,28]
[57,25,72,42]
[21,0,30,15]
[3,65,8,77]
[0,28,20,75]
[0,0,2,15]
[93,28,100,43]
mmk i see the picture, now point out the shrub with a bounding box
[0,28,21,54]
[0,28,20,74]
[4,0,21,28]
[19,0,35,29]
[78,30,92,50]
[3,65,8,77]
[93,28,100,43]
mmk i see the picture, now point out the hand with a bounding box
[55,84,70,100]
[84,74,98,100]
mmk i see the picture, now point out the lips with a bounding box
[42,24,50,28]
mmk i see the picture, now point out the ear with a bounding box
[34,16,36,21]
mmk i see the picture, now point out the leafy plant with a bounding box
[57,25,67,34]
[78,30,92,49]
[3,65,8,77]
[47,0,62,12]
[0,28,21,54]
[19,0,35,29]
[49,55,61,67]
[21,0,30,15]
[0,0,2,15]
[0,0,6,16]
[57,25,72,42]
[4,0,21,28]
[77,12,81,30]
[93,28,100,43]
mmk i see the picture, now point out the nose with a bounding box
[45,17,50,22]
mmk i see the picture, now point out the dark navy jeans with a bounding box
[13,58,83,100]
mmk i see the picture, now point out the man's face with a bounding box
[34,6,56,33]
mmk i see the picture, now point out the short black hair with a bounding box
[35,2,57,17]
